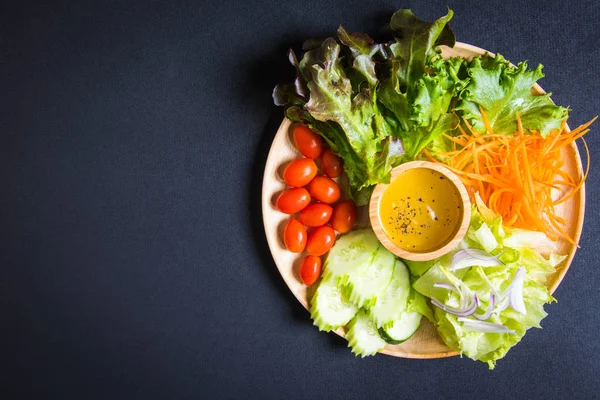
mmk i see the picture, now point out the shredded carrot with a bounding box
[427,110,595,246]
[422,148,437,163]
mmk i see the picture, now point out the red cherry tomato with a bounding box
[321,148,343,178]
[306,225,336,256]
[293,125,323,159]
[331,200,357,233]
[276,188,310,214]
[284,218,307,252]
[299,255,322,285]
[282,158,317,187]
[307,176,340,204]
[299,203,333,227]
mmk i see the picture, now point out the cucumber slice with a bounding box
[368,259,411,328]
[378,312,422,344]
[346,309,387,357]
[322,229,380,283]
[344,245,395,309]
[310,276,358,332]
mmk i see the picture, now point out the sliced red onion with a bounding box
[431,294,479,317]
[496,295,510,313]
[509,267,527,315]
[457,318,516,335]
[451,249,503,272]
[474,293,496,321]
[434,282,468,308]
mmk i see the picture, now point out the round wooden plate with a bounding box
[261,42,586,359]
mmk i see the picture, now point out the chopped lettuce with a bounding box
[413,199,562,369]
[406,288,434,322]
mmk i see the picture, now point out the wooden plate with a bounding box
[261,42,585,359]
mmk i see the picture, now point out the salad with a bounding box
[270,8,594,369]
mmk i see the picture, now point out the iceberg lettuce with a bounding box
[413,198,561,369]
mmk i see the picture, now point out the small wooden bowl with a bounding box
[369,161,471,261]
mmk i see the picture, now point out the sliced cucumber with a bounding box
[322,229,380,284]
[344,244,395,309]
[368,258,411,328]
[310,276,358,332]
[378,312,422,344]
[346,309,387,357]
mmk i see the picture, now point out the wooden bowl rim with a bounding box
[369,161,471,261]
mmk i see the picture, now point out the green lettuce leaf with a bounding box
[274,9,464,203]
[406,288,434,322]
[302,38,405,195]
[456,53,569,136]
[412,204,559,369]
[386,8,455,91]
[337,26,380,87]
[378,17,465,160]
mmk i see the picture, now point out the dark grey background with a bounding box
[1,0,599,398]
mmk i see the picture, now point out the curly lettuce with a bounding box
[273,9,459,203]
[273,8,571,204]
[456,53,569,136]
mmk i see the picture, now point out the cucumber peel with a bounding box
[378,312,422,344]
[346,309,387,357]
[310,276,358,332]
[368,259,411,328]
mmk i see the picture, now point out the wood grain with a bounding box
[369,161,471,262]
[261,42,585,359]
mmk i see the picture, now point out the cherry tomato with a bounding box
[276,188,310,214]
[299,203,332,227]
[321,148,343,178]
[293,125,323,159]
[331,200,357,233]
[284,218,307,252]
[307,176,340,204]
[299,255,322,285]
[282,158,317,187]
[306,225,336,256]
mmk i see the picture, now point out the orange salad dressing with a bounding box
[379,168,463,252]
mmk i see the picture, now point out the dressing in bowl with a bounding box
[369,161,471,261]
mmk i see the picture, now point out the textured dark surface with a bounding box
[1,0,599,398]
